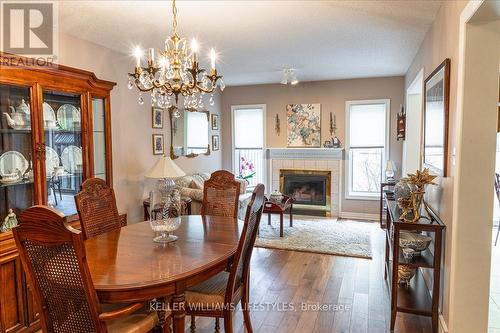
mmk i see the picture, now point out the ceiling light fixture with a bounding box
[128,0,224,110]
[280,68,299,85]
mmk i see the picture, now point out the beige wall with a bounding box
[221,77,405,215]
[57,33,222,222]
[404,0,467,326]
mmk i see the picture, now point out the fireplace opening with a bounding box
[283,175,326,206]
[280,169,331,216]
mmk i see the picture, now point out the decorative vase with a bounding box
[399,232,432,254]
[398,266,416,287]
[394,181,413,209]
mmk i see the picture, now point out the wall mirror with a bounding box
[423,58,450,177]
[169,107,210,159]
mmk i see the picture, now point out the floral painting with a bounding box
[286,104,321,147]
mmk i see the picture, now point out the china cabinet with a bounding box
[0,52,115,333]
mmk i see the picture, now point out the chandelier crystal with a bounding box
[128,0,224,110]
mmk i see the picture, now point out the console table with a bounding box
[385,197,445,332]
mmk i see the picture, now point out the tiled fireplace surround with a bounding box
[267,148,343,217]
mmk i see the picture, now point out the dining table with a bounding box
[85,215,243,333]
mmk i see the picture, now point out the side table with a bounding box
[143,197,192,220]
[263,195,294,237]
[379,181,396,229]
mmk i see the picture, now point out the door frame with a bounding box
[448,1,500,332]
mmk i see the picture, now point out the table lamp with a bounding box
[385,160,397,182]
[146,155,186,217]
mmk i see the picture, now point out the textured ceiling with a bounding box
[58,1,442,86]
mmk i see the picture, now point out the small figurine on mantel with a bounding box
[331,136,342,148]
[1,209,18,232]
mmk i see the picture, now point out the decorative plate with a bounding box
[56,104,80,130]
[0,151,28,177]
[43,102,56,122]
[45,146,60,176]
[61,146,82,173]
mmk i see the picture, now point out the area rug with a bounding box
[255,216,372,259]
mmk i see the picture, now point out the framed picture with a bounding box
[423,58,450,176]
[286,104,321,147]
[152,134,164,155]
[211,114,219,130]
[212,135,220,151]
[152,107,164,129]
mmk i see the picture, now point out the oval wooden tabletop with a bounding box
[85,215,242,301]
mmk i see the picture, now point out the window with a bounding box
[186,111,209,154]
[232,105,265,189]
[346,100,390,199]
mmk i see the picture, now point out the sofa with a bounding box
[175,172,252,220]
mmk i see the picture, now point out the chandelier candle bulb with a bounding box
[134,46,142,69]
[191,39,198,62]
[210,48,216,70]
[148,48,155,65]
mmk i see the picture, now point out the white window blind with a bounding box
[233,108,263,149]
[347,100,389,198]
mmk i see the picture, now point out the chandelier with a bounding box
[128,0,224,110]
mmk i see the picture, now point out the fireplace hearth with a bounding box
[280,169,331,216]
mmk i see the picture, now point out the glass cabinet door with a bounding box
[0,84,34,232]
[42,90,83,216]
[92,98,107,181]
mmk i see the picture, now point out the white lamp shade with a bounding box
[145,155,186,179]
[385,160,397,172]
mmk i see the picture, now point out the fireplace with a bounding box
[280,169,331,216]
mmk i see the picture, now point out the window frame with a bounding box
[345,99,391,200]
[230,104,267,189]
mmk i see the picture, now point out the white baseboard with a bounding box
[339,212,379,221]
[439,314,449,333]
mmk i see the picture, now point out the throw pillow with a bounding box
[191,174,205,189]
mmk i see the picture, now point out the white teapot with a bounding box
[4,99,31,130]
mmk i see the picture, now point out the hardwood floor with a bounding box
[188,221,432,333]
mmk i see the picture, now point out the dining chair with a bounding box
[201,170,241,218]
[494,173,500,246]
[187,183,265,333]
[13,205,162,333]
[75,178,126,239]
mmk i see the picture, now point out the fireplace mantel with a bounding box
[267,148,343,217]
[267,148,344,160]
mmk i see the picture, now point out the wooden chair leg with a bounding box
[164,315,172,333]
[223,313,233,333]
[268,213,271,225]
[190,315,196,332]
[280,213,283,237]
[289,207,293,227]
[242,283,253,333]
[215,317,221,332]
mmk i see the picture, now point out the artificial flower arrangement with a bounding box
[238,156,256,180]
[398,168,437,223]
